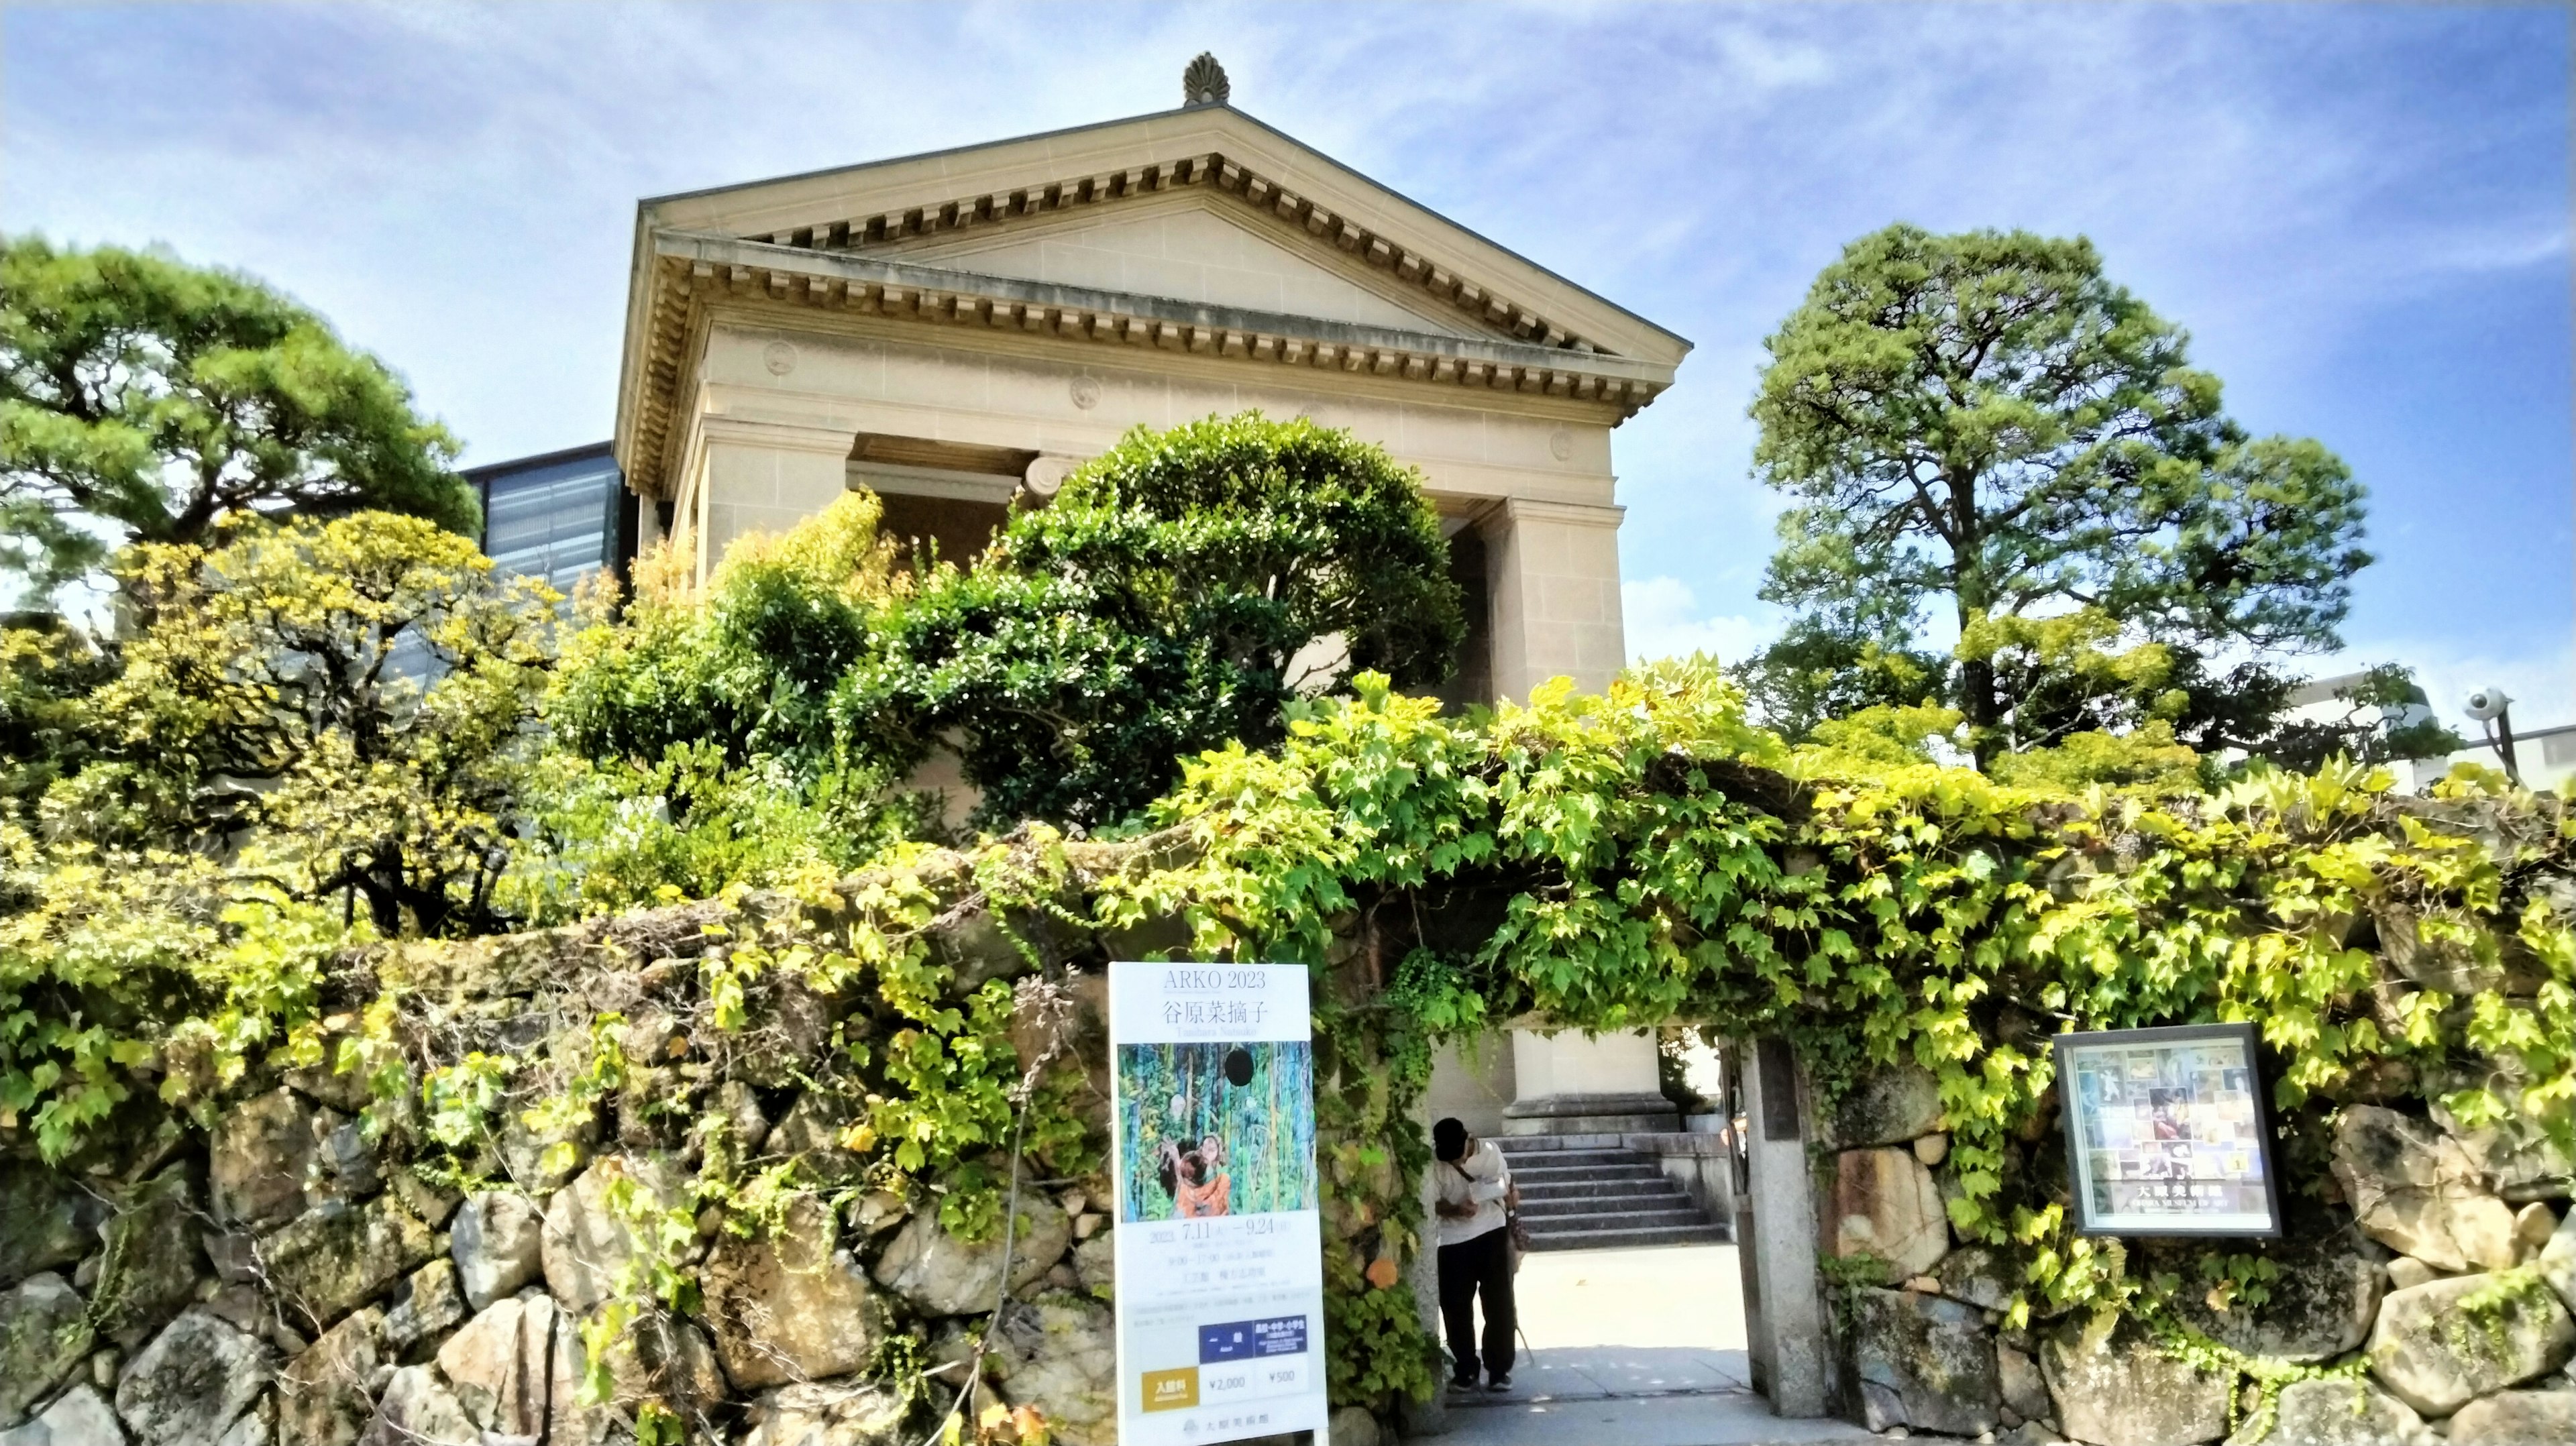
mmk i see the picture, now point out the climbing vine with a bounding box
[5,659,2571,1429]
[1088,666,2576,1406]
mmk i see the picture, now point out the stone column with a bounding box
[687,418,857,586]
[1737,1036,1831,1417]
[1499,1027,1677,1136]
[1483,498,1627,702]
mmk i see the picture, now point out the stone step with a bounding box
[1487,1139,1729,1246]
[1517,1194,1695,1221]
[1507,1160,1663,1182]
[1521,1223,1730,1252]
[1520,1205,1710,1233]
[1513,1177,1675,1202]
[1495,1148,1637,1169]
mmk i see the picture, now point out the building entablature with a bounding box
[613,103,1688,500]
[621,229,1675,502]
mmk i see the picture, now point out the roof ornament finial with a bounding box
[1183,52,1230,107]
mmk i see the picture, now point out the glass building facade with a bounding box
[466,441,630,592]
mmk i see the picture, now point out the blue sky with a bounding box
[5,1,2568,731]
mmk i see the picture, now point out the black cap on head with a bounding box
[1433,1117,1468,1162]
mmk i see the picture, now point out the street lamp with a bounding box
[2465,687,2522,786]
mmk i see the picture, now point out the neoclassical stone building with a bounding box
[610,67,1685,706]
[608,62,1688,1135]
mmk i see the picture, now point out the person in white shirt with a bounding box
[1432,1116,1517,1394]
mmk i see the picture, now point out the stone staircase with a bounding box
[1495,1135,1730,1251]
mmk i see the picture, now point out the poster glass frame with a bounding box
[2053,1021,2284,1239]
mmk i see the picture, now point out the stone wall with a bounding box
[1823,1062,2576,1445]
[0,844,1391,1446]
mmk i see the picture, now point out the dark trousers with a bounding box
[1436,1226,1515,1384]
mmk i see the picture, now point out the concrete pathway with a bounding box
[1427,1243,1874,1446]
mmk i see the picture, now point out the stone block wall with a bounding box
[0,1075,1130,1446]
[1823,1063,2576,1445]
[0,846,1395,1446]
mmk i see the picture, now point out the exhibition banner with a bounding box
[1110,961,1331,1445]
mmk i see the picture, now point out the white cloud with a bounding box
[1621,576,1778,667]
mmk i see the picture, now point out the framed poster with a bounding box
[2053,1023,2284,1237]
[1110,962,1332,1445]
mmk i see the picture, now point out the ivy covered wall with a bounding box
[5,668,2574,1446]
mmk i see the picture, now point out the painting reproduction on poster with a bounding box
[1110,961,1331,1444]
[2053,1023,2283,1236]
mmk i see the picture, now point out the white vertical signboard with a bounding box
[1110,961,1332,1445]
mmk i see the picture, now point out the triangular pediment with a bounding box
[637,105,1690,365]
[885,192,1500,340]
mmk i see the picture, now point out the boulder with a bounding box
[379,1260,464,1357]
[2447,1388,2576,1445]
[2367,1272,2576,1417]
[698,1080,770,1158]
[767,1093,865,1182]
[435,1294,557,1437]
[1830,1148,1949,1279]
[872,1200,1073,1316]
[354,1368,475,1446]
[542,1309,615,1446]
[1,1272,95,1427]
[276,1308,382,1446]
[2429,1065,2576,1205]
[496,1103,596,1197]
[1834,1064,1945,1148]
[0,1170,103,1289]
[2377,901,2508,995]
[587,1311,726,1412]
[1933,1244,2020,1313]
[2040,1311,2232,1446]
[0,1384,123,1446]
[1327,1406,1382,1446]
[1843,1287,2000,1436]
[740,1382,910,1446]
[2171,1225,2384,1364]
[209,1088,319,1230]
[2540,1203,2576,1315]
[210,1405,270,1446]
[2334,1106,2520,1272]
[448,1191,543,1310]
[987,1293,1118,1446]
[1073,1229,1114,1299]
[383,1168,458,1232]
[614,1066,686,1151]
[1996,1341,2049,1425]
[261,1196,437,1331]
[852,1190,908,1237]
[728,975,831,1091]
[701,1195,893,1388]
[2389,1257,2444,1292]
[91,1169,203,1350]
[114,1311,272,1446]
[306,1117,380,1207]
[2510,1203,2556,1261]
[2222,1378,2429,1446]
[540,1156,687,1315]
[932,908,1030,990]
[282,1054,371,1116]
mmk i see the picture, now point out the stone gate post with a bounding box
[1735,1036,1831,1417]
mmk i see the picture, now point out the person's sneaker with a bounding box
[1448,1377,1479,1397]
[1484,1374,1512,1394]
